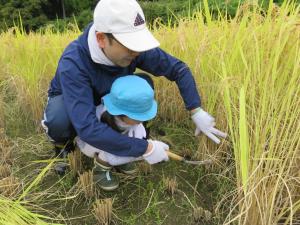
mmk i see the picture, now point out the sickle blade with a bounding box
[183,159,213,165]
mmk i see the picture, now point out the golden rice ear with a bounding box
[193,206,212,222]
[68,149,82,177]
[93,198,113,225]
[137,161,152,175]
[162,176,178,195]
[78,170,94,199]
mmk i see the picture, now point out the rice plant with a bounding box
[0,27,80,125]
[154,1,300,224]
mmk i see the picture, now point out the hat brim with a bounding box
[103,94,157,122]
[113,28,160,52]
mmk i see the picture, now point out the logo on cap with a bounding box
[134,13,145,26]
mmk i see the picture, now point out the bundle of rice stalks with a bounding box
[137,162,152,175]
[78,170,94,199]
[68,150,82,177]
[0,196,61,225]
[93,198,112,225]
[193,206,212,222]
[162,176,178,195]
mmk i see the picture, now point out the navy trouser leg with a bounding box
[41,95,76,145]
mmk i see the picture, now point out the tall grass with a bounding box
[0,0,299,224]
[0,26,80,127]
[155,1,300,224]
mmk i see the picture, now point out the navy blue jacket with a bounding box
[48,23,201,157]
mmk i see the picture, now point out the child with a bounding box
[76,75,169,191]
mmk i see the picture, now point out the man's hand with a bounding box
[192,108,227,144]
[143,140,169,164]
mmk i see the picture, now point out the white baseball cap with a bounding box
[93,0,160,52]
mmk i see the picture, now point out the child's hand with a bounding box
[143,140,169,164]
[128,124,146,139]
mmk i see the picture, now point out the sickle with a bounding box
[167,151,212,166]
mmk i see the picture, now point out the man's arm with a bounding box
[135,47,227,144]
[135,47,201,111]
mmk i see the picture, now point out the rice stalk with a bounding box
[78,170,94,199]
[162,176,178,195]
[0,175,21,197]
[137,162,152,175]
[0,163,11,179]
[93,198,112,225]
[0,196,63,225]
[68,149,82,177]
[193,206,213,222]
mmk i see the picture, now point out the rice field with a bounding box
[0,1,299,224]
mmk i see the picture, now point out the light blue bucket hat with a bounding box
[103,75,157,121]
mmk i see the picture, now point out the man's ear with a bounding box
[95,32,106,48]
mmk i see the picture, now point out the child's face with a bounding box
[121,116,142,126]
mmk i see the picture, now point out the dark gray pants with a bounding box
[41,95,76,145]
[41,73,153,145]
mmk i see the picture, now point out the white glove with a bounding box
[143,140,169,164]
[128,124,146,139]
[192,108,227,144]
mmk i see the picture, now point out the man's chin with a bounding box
[116,61,132,67]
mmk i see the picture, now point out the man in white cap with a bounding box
[42,0,227,189]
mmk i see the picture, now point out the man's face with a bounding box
[96,32,140,67]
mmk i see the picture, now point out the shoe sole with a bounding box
[98,184,119,191]
[116,168,137,175]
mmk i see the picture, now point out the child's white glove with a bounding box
[143,140,169,164]
[128,124,146,139]
[192,108,227,144]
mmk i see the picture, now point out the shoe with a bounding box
[93,157,119,191]
[54,148,69,176]
[115,162,137,175]
[53,141,75,176]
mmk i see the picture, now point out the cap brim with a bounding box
[113,28,160,52]
[103,94,157,122]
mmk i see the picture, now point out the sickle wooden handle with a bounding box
[166,151,184,161]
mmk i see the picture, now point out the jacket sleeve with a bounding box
[58,56,148,157]
[135,47,201,110]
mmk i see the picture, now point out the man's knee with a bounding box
[135,73,154,90]
[42,95,76,144]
